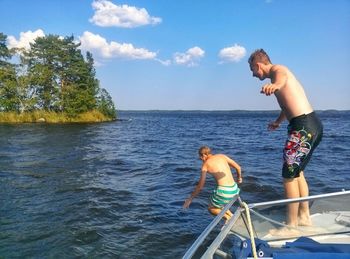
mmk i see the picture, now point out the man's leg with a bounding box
[283,178,300,227]
[297,171,312,226]
[267,177,302,237]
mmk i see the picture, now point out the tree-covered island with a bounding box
[0,32,116,123]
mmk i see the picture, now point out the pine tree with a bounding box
[0,33,19,112]
[1,32,117,120]
[97,88,116,119]
[22,35,61,111]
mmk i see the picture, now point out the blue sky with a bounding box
[1,0,349,110]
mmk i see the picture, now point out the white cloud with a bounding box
[7,29,45,50]
[6,29,168,65]
[218,44,246,63]
[79,31,157,60]
[173,46,205,67]
[90,0,161,28]
[155,58,171,66]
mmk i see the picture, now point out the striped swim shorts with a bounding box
[209,183,240,208]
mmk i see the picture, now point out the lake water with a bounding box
[1,111,349,258]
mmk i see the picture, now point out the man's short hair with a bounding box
[248,49,271,65]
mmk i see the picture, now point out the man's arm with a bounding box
[183,170,207,209]
[261,65,287,96]
[226,156,242,184]
[268,110,286,131]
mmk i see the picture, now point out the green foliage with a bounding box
[0,32,116,121]
[97,88,117,119]
[0,34,18,112]
[0,65,19,112]
[0,33,11,63]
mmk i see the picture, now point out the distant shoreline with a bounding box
[116,109,350,112]
[0,110,116,124]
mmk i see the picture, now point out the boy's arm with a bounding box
[261,66,287,96]
[183,170,207,209]
[226,156,242,184]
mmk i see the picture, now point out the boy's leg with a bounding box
[297,171,312,226]
[208,206,232,222]
[283,178,300,227]
[226,209,233,218]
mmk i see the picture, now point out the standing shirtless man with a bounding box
[183,146,242,222]
[248,49,323,234]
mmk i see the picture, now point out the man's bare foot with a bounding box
[268,227,300,237]
[298,217,312,226]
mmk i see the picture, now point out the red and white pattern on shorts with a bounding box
[284,128,312,171]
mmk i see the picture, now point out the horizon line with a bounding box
[117,109,350,112]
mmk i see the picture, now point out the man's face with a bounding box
[250,63,264,80]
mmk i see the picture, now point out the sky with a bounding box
[0,0,349,110]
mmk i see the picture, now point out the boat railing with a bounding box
[248,189,350,209]
[182,194,239,259]
[200,205,244,258]
[182,189,350,259]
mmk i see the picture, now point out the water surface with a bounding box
[1,111,349,258]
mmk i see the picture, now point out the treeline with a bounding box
[0,32,116,120]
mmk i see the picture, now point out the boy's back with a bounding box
[202,154,235,186]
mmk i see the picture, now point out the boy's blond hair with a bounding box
[198,146,211,156]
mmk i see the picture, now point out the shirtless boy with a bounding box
[183,146,242,222]
[248,49,323,234]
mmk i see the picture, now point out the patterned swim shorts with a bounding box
[282,112,323,179]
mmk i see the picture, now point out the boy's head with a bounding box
[198,146,211,161]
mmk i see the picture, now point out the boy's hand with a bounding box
[237,176,243,184]
[183,198,192,209]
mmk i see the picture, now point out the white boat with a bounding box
[183,190,350,258]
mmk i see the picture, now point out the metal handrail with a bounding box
[201,207,243,258]
[248,190,350,209]
[182,195,239,259]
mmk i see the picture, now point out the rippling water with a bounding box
[1,111,349,258]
